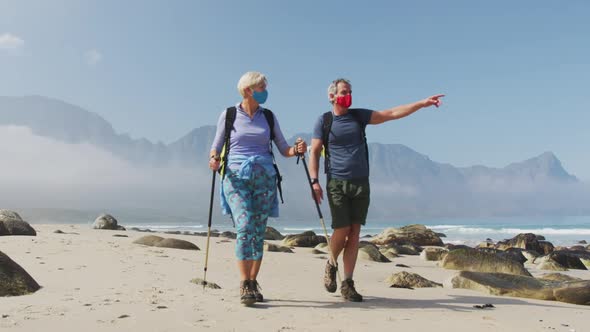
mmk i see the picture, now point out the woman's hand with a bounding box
[294,138,307,156]
[209,156,220,171]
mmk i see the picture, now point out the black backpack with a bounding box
[321,110,369,176]
[220,106,284,203]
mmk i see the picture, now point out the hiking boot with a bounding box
[250,280,264,302]
[240,280,256,306]
[324,261,338,293]
[341,278,363,302]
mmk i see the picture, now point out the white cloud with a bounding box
[0,33,24,50]
[85,49,102,65]
[0,125,207,209]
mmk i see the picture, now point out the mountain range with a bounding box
[1,95,588,220]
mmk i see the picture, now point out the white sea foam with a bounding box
[438,227,590,236]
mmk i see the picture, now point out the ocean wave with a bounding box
[445,227,590,236]
[427,225,467,230]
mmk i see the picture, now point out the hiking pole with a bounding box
[296,151,342,284]
[202,169,216,291]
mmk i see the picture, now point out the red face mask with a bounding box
[335,94,352,108]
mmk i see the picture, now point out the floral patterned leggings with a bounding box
[222,164,276,261]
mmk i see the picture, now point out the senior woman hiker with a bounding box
[209,71,307,306]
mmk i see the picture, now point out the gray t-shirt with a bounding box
[312,108,373,180]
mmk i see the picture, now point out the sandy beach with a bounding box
[1,224,589,332]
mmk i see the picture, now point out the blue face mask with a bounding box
[252,89,268,104]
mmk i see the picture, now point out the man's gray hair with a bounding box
[327,78,351,104]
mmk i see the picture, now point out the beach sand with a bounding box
[1,224,589,332]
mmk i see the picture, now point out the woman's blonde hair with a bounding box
[237,71,267,97]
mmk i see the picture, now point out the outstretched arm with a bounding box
[369,94,444,125]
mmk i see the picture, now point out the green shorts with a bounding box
[327,177,370,229]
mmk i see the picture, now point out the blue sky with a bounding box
[1,0,589,180]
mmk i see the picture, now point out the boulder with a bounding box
[264,242,294,253]
[92,214,124,230]
[0,210,36,236]
[358,242,390,262]
[0,220,8,236]
[0,251,41,296]
[476,247,527,264]
[537,241,555,255]
[521,250,541,262]
[133,235,165,246]
[379,248,400,260]
[383,243,421,256]
[476,241,495,249]
[371,224,444,246]
[441,248,531,276]
[444,244,472,251]
[450,271,590,305]
[220,231,236,239]
[534,255,568,271]
[548,251,588,270]
[505,248,529,263]
[154,238,199,251]
[194,231,220,237]
[264,226,285,240]
[538,273,583,282]
[0,210,23,223]
[386,271,442,289]
[495,233,548,254]
[282,231,326,247]
[420,247,449,261]
[538,261,567,271]
[553,282,590,305]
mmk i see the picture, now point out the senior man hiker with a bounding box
[308,78,444,302]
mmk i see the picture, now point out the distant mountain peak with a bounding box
[505,151,576,182]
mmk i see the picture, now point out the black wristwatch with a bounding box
[310,178,319,185]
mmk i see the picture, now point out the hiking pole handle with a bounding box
[294,138,303,164]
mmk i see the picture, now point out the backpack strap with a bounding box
[262,108,284,204]
[321,111,334,176]
[349,109,370,173]
[262,108,275,141]
[220,106,237,179]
